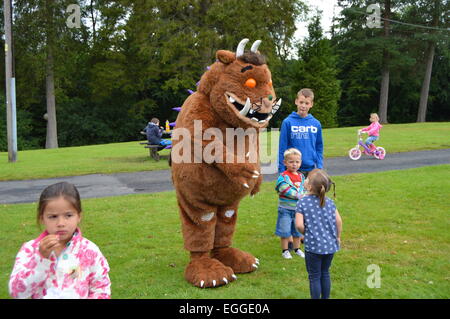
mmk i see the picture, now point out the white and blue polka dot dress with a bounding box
[296,195,339,255]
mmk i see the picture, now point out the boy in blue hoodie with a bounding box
[278,88,323,177]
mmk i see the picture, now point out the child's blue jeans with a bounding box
[275,207,302,238]
[305,251,334,299]
[365,135,378,146]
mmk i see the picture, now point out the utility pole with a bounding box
[4,0,17,162]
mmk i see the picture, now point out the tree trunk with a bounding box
[417,0,439,123]
[90,0,97,44]
[378,52,389,124]
[45,0,58,149]
[417,42,435,122]
[378,0,390,124]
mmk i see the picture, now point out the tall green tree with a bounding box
[408,0,448,122]
[291,12,341,128]
[334,0,409,125]
[1,0,307,151]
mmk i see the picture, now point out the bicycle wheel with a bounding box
[349,147,361,160]
[374,147,386,160]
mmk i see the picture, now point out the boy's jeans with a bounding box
[305,251,334,299]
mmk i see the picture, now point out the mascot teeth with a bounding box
[239,98,251,116]
[225,93,281,124]
[272,98,282,114]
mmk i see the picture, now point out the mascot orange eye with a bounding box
[244,78,257,88]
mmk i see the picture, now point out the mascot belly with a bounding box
[171,39,281,288]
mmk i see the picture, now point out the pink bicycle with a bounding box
[348,130,386,160]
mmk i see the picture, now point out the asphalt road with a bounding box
[1,148,449,204]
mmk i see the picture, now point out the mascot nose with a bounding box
[262,97,274,110]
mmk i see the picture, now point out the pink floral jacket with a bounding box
[9,229,111,299]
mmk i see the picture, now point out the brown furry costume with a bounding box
[171,39,281,288]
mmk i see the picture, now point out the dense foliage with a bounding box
[0,0,448,151]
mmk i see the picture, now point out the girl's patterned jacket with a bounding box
[9,228,111,299]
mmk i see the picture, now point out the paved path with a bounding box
[1,149,449,204]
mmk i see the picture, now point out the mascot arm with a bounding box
[193,133,261,190]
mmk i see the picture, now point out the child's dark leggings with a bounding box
[305,251,334,299]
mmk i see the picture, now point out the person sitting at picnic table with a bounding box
[143,118,172,147]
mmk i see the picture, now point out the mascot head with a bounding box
[198,39,281,128]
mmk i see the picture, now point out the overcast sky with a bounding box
[295,0,341,41]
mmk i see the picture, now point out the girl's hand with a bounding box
[39,235,61,259]
[337,237,341,246]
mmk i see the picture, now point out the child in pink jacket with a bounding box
[9,182,111,299]
[359,113,382,151]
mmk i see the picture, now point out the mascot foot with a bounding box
[185,256,237,288]
[211,247,259,274]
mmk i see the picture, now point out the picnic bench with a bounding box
[139,142,167,161]
[139,130,172,161]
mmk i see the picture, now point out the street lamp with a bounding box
[4,0,17,162]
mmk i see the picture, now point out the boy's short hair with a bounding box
[151,118,159,124]
[297,88,314,101]
[284,148,302,159]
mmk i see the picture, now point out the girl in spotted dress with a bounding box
[9,182,111,299]
[295,169,342,299]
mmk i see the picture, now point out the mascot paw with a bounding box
[185,256,237,288]
[211,247,259,273]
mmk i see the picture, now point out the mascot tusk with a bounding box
[239,98,252,116]
[272,98,282,114]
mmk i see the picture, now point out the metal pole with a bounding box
[4,0,17,162]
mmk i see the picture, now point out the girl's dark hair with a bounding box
[37,182,82,226]
[307,169,336,207]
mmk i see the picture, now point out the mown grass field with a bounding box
[1,122,449,181]
[1,165,449,299]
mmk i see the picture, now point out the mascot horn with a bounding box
[171,39,281,288]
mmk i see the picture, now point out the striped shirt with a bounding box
[275,171,305,210]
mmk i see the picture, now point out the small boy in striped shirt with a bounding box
[274,148,306,259]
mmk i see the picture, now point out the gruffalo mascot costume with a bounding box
[171,39,281,288]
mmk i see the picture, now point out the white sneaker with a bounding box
[294,248,305,258]
[282,250,292,259]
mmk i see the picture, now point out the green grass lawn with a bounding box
[1,165,449,299]
[1,122,449,181]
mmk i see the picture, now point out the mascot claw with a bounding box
[198,276,236,289]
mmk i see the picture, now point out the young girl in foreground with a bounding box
[9,182,111,299]
[295,169,342,299]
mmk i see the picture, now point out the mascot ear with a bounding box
[216,50,236,65]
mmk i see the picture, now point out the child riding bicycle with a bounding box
[359,113,382,153]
